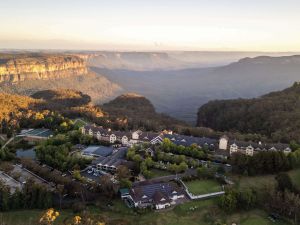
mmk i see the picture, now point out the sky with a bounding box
[0,0,300,51]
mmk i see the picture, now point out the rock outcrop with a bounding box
[0,54,87,83]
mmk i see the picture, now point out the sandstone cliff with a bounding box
[0,53,122,103]
[0,54,87,83]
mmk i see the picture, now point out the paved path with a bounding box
[1,136,14,149]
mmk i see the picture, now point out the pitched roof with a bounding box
[19,128,53,138]
[153,191,170,204]
[82,146,113,157]
[229,140,290,151]
[130,181,183,203]
[163,134,217,147]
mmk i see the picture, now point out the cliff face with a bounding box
[0,55,87,83]
[0,53,122,104]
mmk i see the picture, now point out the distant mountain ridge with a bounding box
[236,55,300,64]
[87,51,300,70]
[87,52,186,71]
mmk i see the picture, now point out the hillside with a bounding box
[197,82,300,142]
[0,93,40,121]
[0,53,121,103]
[31,89,91,108]
[0,90,184,132]
[0,90,105,124]
[31,89,105,119]
[101,93,186,131]
[91,54,300,123]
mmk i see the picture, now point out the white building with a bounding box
[109,134,117,143]
[229,143,238,155]
[219,135,229,150]
[122,182,185,210]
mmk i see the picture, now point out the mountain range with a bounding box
[86,51,299,70]
[91,54,300,123]
[1,51,300,125]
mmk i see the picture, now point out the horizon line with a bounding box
[1,48,300,53]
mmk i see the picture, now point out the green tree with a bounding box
[275,172,294,192]
[219,189,238,213]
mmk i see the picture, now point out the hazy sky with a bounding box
[1,0,300,51]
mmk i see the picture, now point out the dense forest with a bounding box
[197,82,300,143]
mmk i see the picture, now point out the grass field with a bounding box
[149,169,173,178]
[230,168,300,192]
[0,200,291,225]
[233,174,276,191]
[184,179,222,195]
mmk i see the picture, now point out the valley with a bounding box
[90,54,300,124]
[1,51,300,125]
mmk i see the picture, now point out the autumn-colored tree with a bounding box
[39,208,59,225]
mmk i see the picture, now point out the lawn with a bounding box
[184,179,222,195]
[230,168,300,192]
[149,169,173,178]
